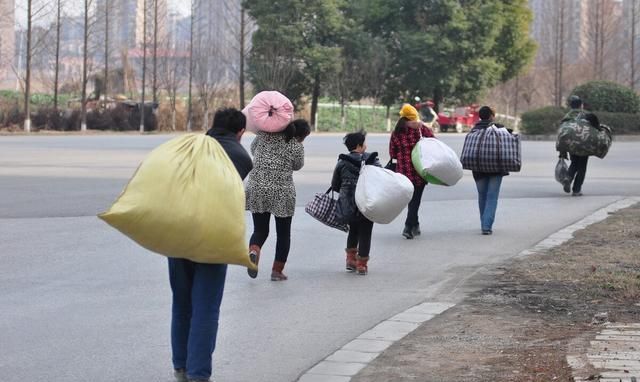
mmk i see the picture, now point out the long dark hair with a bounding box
[394,117,410,134]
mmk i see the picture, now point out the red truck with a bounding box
[415,102,480,133]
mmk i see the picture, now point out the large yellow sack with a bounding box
[99,133,255,269]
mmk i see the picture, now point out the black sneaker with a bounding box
[482,230,492,235]
[402,225,414,239]
[411,224,421,237]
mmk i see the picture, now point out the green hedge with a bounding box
[520,106,640,135]
[571,81,640,114]
[520,106,567,134]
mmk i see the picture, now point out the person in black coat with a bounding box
[331,130,380,275]
[168,108,253,382]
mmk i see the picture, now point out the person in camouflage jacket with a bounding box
[557,95,609,196]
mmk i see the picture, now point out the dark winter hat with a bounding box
[567,95,583,109]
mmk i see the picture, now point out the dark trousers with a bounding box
[168,259,227,380]
[347,218,374,258]
[405,183,426,227]
[568,154,589,193]
[249,212,293,264]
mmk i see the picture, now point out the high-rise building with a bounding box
[193,0,244,84]
[529,0,589,65]
[0,0,15,80]
[95,0,168,51]
[529,0,624,66]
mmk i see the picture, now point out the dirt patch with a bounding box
[354,202,640,382]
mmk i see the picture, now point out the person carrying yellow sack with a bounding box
[100,108,253,382]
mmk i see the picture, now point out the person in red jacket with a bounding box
[389,104,435,239]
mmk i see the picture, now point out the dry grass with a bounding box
[520,203,640,301]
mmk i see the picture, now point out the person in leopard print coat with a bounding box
[245,119,310,281]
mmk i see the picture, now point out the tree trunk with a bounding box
[558,1,564,104]
[171,107,176,131]
[152,0,158,104]
[53,0,61,111]
[140,0,147,133]
[632,0,637,89]
[104,0,109,102]
[433,87,443,112]
[513,75,520,117]
[340,96,345,129]
[239,7,246,109]
[81,0,89,132]
[203,107,209,132]
[186,0,194,132]
[24,0,32,132]
[310,73,320,132]
[386,105,391,132]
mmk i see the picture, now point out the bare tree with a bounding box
[194,37,225,131]
[249,42,300,94]
[552,0,566,107]
[223,0,255,108]
[103,0,109,102]
[152,0,158,104]
[80,0,97,132]
[186,0,195,131]
[631,0,639,89]
[140,0,148,133]
[159,37,186,131]
[53,0,64,110]
[587,0,621,80]
[18,0,52,132]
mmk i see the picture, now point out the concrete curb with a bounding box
[296,197,640,382]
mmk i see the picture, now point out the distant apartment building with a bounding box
[529,0,624,66]
[94,0,168,51]
[193,0,244,84]
[0,0,15,81]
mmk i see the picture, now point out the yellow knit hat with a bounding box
[399,104,420,121]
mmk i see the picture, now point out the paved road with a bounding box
[1,133,638,382]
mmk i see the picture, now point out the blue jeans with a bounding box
[168,258,227,380]
[475,175,503,232]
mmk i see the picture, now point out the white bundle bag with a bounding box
[412,137,463,186]
[355,165,414,224]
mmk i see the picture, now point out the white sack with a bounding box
[355,165,414,224]
[413,138,463,186]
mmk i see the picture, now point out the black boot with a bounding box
[402,225,414,239]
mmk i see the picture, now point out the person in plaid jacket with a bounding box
[389,104,435,239]
[469,106,512,235]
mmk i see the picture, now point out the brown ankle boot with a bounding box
[345,248,358,272]
[247,244,260,279]
[271,260,288,281]
[356,256,369,275]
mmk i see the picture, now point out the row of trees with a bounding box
[244,0,537,127]
[489,0,640,117]
[15,0,252,132]
[9,0,541,132]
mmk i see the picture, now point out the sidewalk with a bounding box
[300,199,640,382]
[350,200,640,382]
